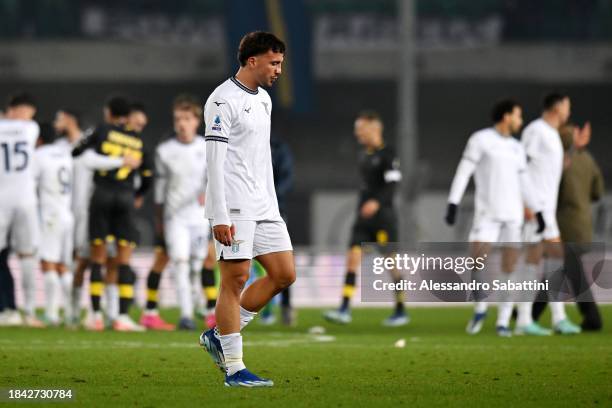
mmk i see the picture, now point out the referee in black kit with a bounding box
[324,110,407,327]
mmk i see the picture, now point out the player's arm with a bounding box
[591,155,604,202]
[520,127,541,168]
[204,98,233,246]
[71,127,99,157]
[446,135,480,225]
[375,150,402,204]
[135,148,154,206]
[80,148,139,171]
[153,148,166,237]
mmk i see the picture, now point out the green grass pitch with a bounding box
[1,306,611,407]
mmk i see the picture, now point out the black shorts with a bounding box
[349,208,398,249]
[89,185,137,246]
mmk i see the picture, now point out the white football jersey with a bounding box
[35,139,73,217]
[448,128,531,222]
[155,136,207,222]
[204,76,280,226]
[521,118,563,212]
[0,119,39,205]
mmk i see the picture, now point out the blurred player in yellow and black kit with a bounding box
[324,111,407,326]
[72,96,153,331]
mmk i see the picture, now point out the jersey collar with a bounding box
[231,76,259,95]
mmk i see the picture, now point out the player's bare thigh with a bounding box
[255,250,296,288]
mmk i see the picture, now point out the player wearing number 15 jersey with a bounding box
[0,93,41,327]
[72,96,151,331]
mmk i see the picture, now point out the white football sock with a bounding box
[219,332,246,376]
[240,305,257,331]
[174,260,193,319]
[551,302,567,325]
[496,301,514,328]
[474,301,488,314]
[105,284,119,322]
[43,271,60,322]
[544,257,567,325]
[60,272,74,321]
[20,256,38,316]
[517,263,539,327]
[72,286,83,321]
[190,261,204,312]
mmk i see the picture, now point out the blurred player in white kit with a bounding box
[149,94,210,331]
[520,93,581,335]
[446,99,547,336]
[0,93,41,327]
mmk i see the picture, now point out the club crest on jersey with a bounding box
[212,115,222,131]
[261,102,270,116]
[231,240,244,253]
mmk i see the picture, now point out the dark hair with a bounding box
[59,108,82,128]
[173,94,202,118]
[237,31,285,67]
[129,102,146,115]
[491,99,520,123]
[105,96,131,117]
[7,92,36,109]
[38,122,57,145]
[542,92,569,111]
[356,110,383,123]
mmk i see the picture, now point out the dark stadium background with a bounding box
[1,0,611,246]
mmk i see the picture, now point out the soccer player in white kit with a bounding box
[520,93,581,335]
[445,99,547,336]
[34,123,75,326]
[199,31,296,387]
[150,95,209,331]
[0,93,42,327]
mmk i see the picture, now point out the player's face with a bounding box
[556,97,571,125]
[54,111,68,134]
[103,107,112,124]
[508,106,523,134]
[253,50,284,87]
[174,109,200,142]
[128,111,148,133]
[6,105,36,121]
[354,118,380,146]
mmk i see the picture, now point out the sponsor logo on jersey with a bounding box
[212,115,222,131]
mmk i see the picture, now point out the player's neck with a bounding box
[541,112,560,130]
[176,134,195,144]
[494,123,511,137]
[234,69,259,92]
[366,137,384,151]
[67,127,82,143]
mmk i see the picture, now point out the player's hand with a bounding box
[213,224,235,246]
[360,199,380,219]
[198,193,206,206]
[445,203,457,225]
[524,206,535,221]
[574,121,591,149]
[123,154,142,169]
[134,195,144,209]
[535,212,546,234]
